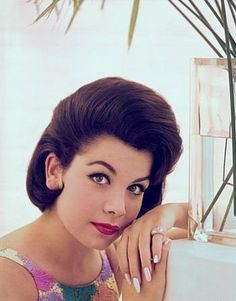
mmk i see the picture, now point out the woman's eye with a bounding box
[128,184,145,195]
[89,173,109,185]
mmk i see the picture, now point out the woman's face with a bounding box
[53,135,152,250]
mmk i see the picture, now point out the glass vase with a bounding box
[188,58,236,245]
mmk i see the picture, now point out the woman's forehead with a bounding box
[74,134,153,174]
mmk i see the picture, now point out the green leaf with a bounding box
[54,0,66,20]
[65,0,85,33]
[101,0,106,10]
[128,0,140,49]
[33,0,60,23]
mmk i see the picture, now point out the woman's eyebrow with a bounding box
[131,176,150,183]
[87,160,116,174]
[87,160,150,183]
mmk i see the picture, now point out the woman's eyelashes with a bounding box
[128,184,146,196]
[89,172,147,196]
[89,173,110,185]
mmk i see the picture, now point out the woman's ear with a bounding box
[45,153,64,190]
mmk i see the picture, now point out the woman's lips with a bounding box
[91,222,120,235]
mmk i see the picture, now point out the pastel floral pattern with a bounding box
[0,248,119,301]
[93,281,118,301]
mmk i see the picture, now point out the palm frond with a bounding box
[221,0,236,216]
[101,0,106,10]
[128,0,140,49]
[168,0,224,57]
[65,0,85,33]
[33,0,60,23]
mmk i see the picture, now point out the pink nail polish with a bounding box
[124,273,132,285]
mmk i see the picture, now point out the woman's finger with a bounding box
[127,233,142,293]
[153,238,171,279]
[116,233,131,284]
[151,233,165,264]
[138,230,152,283]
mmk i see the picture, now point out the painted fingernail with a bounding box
[153,255,159,263]
[164,238,171,245]
[144,267,152,282]
[132,277,140,293]
[124,273,132,285]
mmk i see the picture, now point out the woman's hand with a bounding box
[121,239,171,301]
[115,203,187,293]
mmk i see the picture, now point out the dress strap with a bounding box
[0,248,64,300]
[0,248,119,300]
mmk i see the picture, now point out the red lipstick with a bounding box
[91,222,120,236]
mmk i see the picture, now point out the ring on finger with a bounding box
[150,226,165,237]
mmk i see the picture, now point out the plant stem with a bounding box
[100,0,106,10]
[179,0,223,44]
[221,0,236,216]
[201,167,233,223]
[181,0,235,57]
[228,0,236,12]
[219,191,234,231]
[222,139,232,183]
[205,0,236,56]
[168,0,224,57]
[227,0,236,33]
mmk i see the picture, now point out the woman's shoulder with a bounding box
[0,224,31,249]
[0,224,45,301]
[0,253,38,300]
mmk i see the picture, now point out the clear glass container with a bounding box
[188,58,236,245]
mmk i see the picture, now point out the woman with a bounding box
[0,77,187,300]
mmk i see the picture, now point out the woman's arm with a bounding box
[160,202,188,239]
[115,202,188,293]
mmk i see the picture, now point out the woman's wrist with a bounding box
[171,202,188,229]
[151,203,188,240]
[152,202,188,231]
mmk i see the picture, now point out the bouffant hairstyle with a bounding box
[26,77,182,216]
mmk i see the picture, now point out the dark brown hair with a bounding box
[26,77,182,216]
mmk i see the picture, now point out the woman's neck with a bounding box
[1,208,103,285]
[34,209,98,267]
[33,209,102,284]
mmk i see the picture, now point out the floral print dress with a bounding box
[0,248,119,301]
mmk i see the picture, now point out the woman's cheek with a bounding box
[126,200,142,220]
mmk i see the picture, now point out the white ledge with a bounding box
[164,239,236,301]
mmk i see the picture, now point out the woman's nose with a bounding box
[103,192,126,216]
